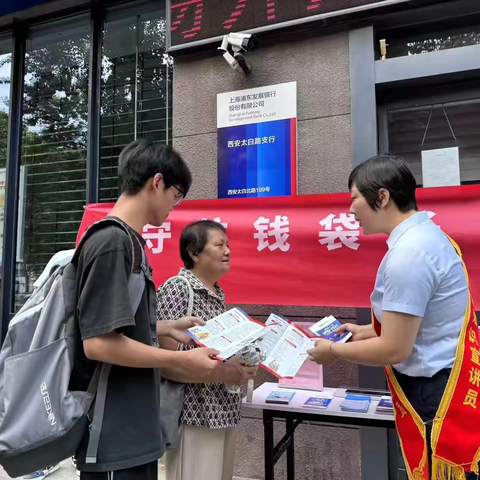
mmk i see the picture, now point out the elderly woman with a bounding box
[157,220,257,480]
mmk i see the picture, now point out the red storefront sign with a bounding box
[78,185,480,308]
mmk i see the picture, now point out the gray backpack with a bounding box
[0,218,147,477]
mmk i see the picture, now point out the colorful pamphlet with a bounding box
[309,316,352,343]
[188,310,321,379]
[376,396,394,415]
[257,313,320,379]
[303,396,333,410]
[187,308,266,361]
[265,390,296,404]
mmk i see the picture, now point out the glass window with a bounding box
[381,23,480,59]
[386,97,480,187]
[15,17,90,310]
[100,9,172,202]
[0,36,11,300]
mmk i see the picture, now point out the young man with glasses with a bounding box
[71,140,220,480]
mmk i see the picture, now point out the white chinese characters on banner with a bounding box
[143,223,172,254]
[318,213,360,251]
[140,211,438,256]
[253,215,290,252]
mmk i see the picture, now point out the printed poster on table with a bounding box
[217,81,297,199]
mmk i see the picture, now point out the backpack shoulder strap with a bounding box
[82,217,148,465]
[75,217,147,316]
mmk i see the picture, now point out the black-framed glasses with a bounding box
[173,186,185,207]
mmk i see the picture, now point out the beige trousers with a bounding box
[165,424,237,480]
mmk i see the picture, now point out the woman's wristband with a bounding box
[330,341,339,361]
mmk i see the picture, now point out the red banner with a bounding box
[77,185,480,308]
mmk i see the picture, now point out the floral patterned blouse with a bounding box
[156,268,242,429]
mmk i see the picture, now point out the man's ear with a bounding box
[152,173,164,190]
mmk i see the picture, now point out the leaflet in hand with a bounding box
[257,313,320,379]
[309,316,352,343]
[187,308,266,361]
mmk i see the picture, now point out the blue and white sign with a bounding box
[217,81,297,199]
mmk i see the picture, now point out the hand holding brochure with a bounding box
[188,309,321,379]
[187,308,266,361]
[309,316,352,343]
[256,313,320,379]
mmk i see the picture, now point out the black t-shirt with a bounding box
[70,224,163,472]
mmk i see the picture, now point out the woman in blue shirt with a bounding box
[308,155,480,480]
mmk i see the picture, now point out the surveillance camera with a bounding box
[226,32,258,52]
[218,35,230,53]
[233,52,252,75]
[218,33,258,75]
[223,51,239,70]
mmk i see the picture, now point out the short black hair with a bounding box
[180,220,227,269]
[118,139,192,196]
[348,154,418,213]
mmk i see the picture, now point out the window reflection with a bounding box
[100,12,172,202]
[382,24,480,59]
[0,41,11,301]
[15,20,90,310]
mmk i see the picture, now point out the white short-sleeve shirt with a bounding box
[371,211,468,378]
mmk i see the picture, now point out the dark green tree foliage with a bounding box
[0,16,172,309]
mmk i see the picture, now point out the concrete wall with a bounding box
[172,31,359,480]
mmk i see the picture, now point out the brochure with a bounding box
[303,396,333,410]
[308,316,352,343]
[265,390,296,404]
[188,310,321,379]
[187,308,267,361]
[340,394,371,413]
[376,396,394,415]
[257,313,320,379]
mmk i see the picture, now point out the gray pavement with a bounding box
[0,459,166,480]
[0,459,253,480]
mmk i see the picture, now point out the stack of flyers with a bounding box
[376,396,394,415]
[340,394,371,413]
[303,396,333,410]
[265,390,296,404]
[309,316,352,343]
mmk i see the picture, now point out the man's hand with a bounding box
[168,347,221,383]
[222,356,258,386]
[307,339,336,366]
[157,317,205,345]
[334,323,374,342]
